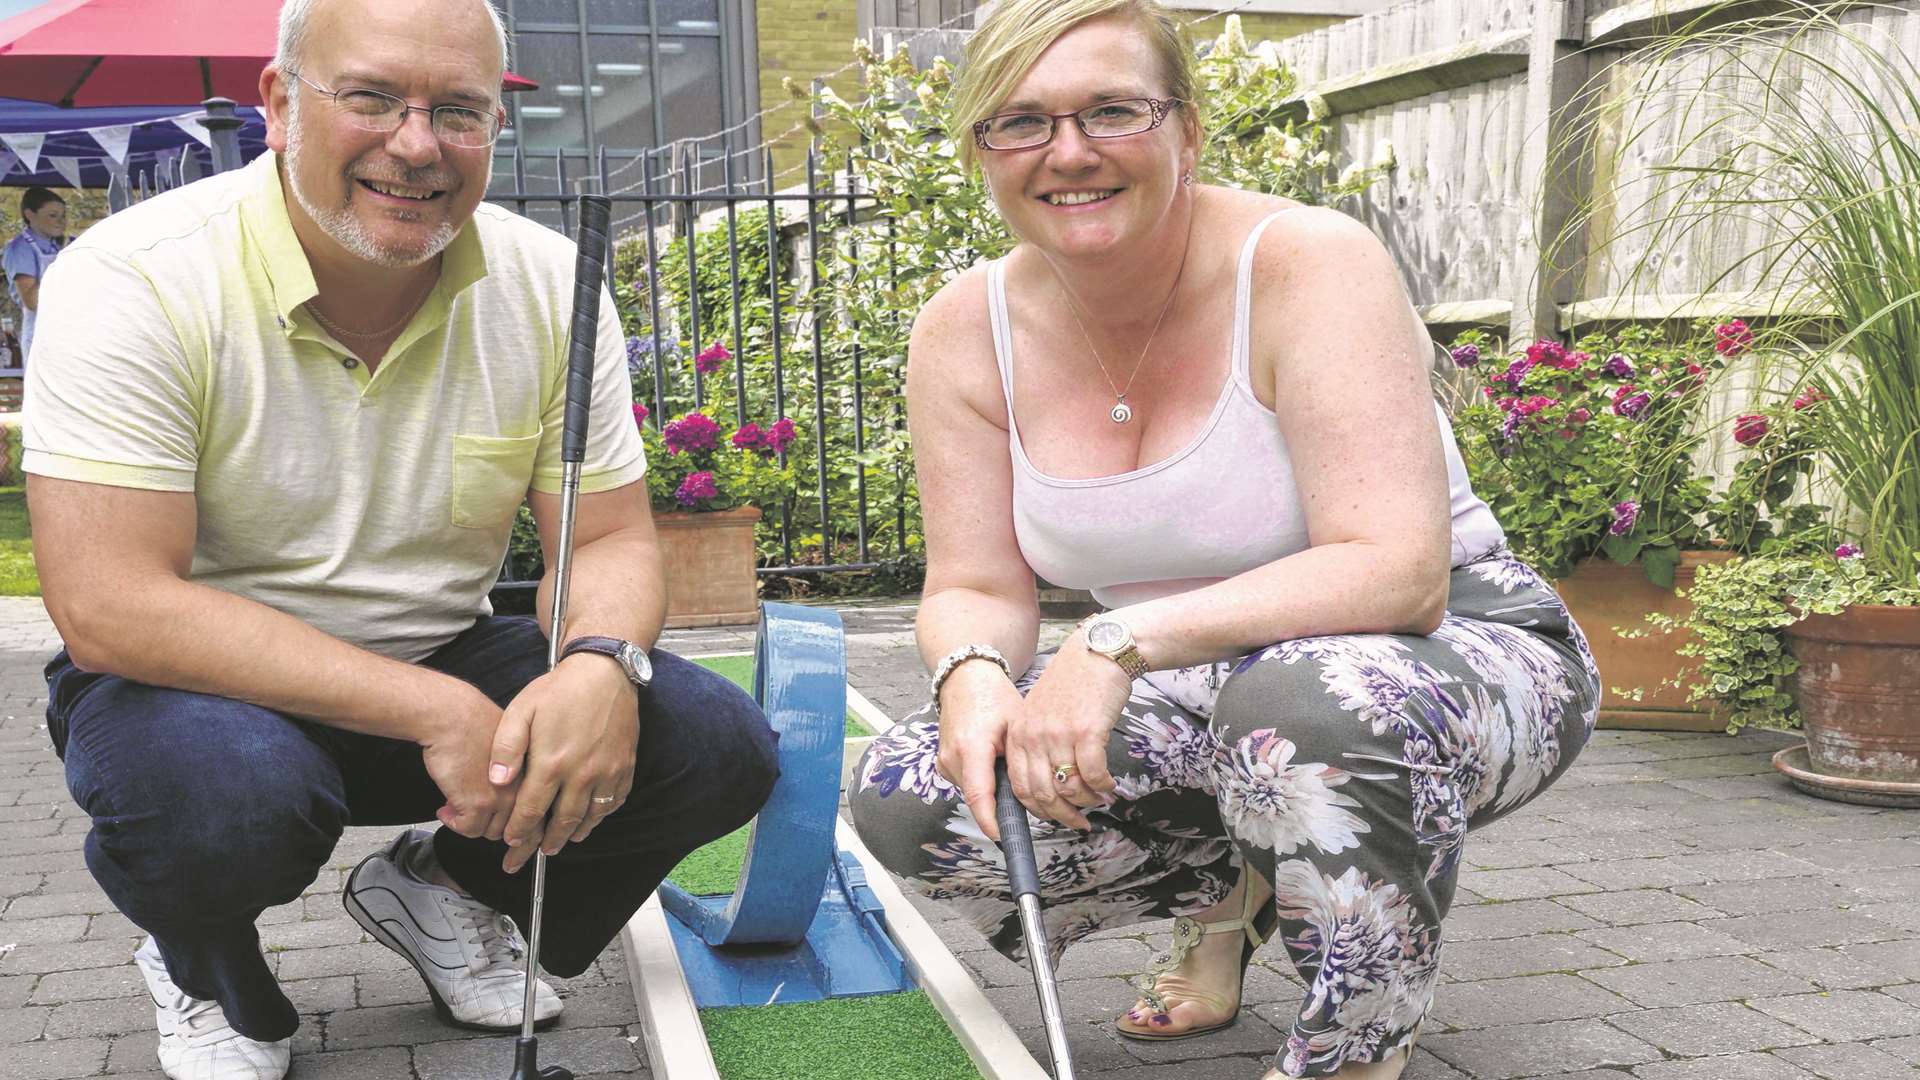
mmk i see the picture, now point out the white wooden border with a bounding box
[622,895,723,1080]
[836,818,1053,1080]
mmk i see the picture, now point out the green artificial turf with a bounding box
[700,991,982,1080]
[0,487,38,597]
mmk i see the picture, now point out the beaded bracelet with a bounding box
[929,643,1012,713]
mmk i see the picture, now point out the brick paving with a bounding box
[4,595,1919,1079]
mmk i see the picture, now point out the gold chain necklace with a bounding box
[305,276,434,341]
[1052,236,1192,424]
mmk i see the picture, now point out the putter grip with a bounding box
[994,760,1041,899]
[561,195,613,465]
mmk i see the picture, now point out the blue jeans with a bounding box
[45,615,779,1041]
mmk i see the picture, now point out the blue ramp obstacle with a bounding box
[655,602,914,1007]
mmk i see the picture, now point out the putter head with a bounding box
[509,1036,574,1080]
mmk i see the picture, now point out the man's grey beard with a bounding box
[283,93,467,269]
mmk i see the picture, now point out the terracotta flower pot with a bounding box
[655,505,762,629]
[1786,603,1920,781]
[1552,551,1735,731]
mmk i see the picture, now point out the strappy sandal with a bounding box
[1115,887,1278,1042]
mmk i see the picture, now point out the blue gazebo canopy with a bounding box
[0,95,266,189]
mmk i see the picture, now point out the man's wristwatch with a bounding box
[559,636,654,687]
[1080,613,1149,679]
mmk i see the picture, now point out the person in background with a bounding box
[5,186,67,364]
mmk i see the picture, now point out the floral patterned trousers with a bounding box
[848,551,1600,1077]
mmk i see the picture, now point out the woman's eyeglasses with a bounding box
[973,97,1183,152]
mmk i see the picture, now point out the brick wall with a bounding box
[754,0,862,184]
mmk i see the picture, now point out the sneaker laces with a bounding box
[442,892,526,977]
[146,954,241,1045]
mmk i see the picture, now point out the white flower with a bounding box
[1373,139,1397,170]
[1215,730,1369,856]
[1305,92,1331,121]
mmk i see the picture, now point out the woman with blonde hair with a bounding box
[849,2,1599,1075]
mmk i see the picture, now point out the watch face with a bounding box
[1086,618,1129,652]
[619,642,654,684]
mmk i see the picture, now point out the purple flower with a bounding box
[632,402,650,428]
[1450,343,1482,368]
[662,412,722,455]
[767,417,798,455]
[1609,500,1639,537]
[1525,340,1567,367]
[1733,414,1769,446]
[1612,385,1652,419]
[694,340,732,376]
[1835,544,1863,560]
[625,336,648,372]
[1601,353,1635,379]
[674,470,720,507]
[732,422,767,453]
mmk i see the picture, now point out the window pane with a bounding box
[587,34,655,150]
[511,0,578,25]
[512,31,589,151]
[658,35,723,143]
[584,0,647,26]
[656,0,720,31]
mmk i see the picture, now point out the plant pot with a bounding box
[1553,551,1735,731]
[1785,603,1920,782]
[657,505,762,629]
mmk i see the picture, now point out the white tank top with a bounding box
[991,210,1507,609]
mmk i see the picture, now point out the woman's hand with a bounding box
[935,660,1029,841]
[1004,639,1129,833]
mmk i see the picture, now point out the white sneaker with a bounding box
[134,937,291,1080]
[343,828,563,1031]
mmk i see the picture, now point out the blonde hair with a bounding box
[952,0,1200,172]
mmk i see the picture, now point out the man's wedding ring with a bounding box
[1052,763,1078,786]
[591,795,617,805]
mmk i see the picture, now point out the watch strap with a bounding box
[1079,615,1150,679]
[560,635,627,661]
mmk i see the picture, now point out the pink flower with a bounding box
[732,422,767,453]
[1515,395,1557,419]
[767,417,798,455]
[1609,500,1639,536]
[632,402,650,428]
[1793,388,1827,410]
[1835,543,1863,560]
[1732,414,1769,446]
[1715,319,1754,357]
[1525,340,1567,367]
[694,340,733,376]
[674,470,720,507]
[1570,407,1592,425]
[662,412,722,454]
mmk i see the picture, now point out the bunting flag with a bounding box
[0,131,45,174]
[48,157,84,189]
[0,150,14,181]
[170,113,213,148]
[88,124,134,164]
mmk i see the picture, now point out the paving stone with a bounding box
[1571,920,1755,963]
[1555,889,1721,927]
[8,1036,110,1079]
[40,993,153,1040]
[1711,909,1911,950]
[1422,1018,1661,1079]
[1427,973,1634,1029]
[1857,902,1920,933]
[1674,876,1864,917]
[0,1001,50,1042]
[271,940,411,982]
[1757,945,1920,991]
[0,937,141,975]
[1456,867,1602,901]
[1774,1041,1920,1080]
[324,1002,478,1051]
[29,961,145,1003]
[1440,934,1628,981]
[0,971,33,1009]
[1784,838,1920,871]
[1851,866,1920,903]
[413,1026,644,1078]
[1750,989,1920,1042]
[1607,1000,1820,1056]
[1442,899,1602,942]
[1581,954,1819,1008]
[1563,850,1824,892]
[1874,1034,1920,1066]
[1465,840,1592,869]
[0,913,88,946]
[289,1046,415,1079]
[1628,1052,1820,1079]
[258,917,372,951]
[1056,936,1155,980]
[283,974,358,1013]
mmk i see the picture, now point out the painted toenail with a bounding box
[1151,1014,1171,1026]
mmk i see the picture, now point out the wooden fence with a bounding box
[1260,0,1911,342]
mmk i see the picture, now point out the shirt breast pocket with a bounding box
[451,431,542,530]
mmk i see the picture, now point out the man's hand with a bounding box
[490,655,639,873]
[419,681,518,841]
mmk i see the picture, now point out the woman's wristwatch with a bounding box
[1080,613,1149,679]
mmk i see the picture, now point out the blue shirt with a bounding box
[5,226,62,363]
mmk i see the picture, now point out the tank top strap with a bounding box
[1230,210,1296,385]
[986,258,1021,440]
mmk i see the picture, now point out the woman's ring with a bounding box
[1052,763,1078,786]
[591,795,617,805]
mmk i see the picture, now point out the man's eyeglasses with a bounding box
[972,97,1183,152]
[286,70,508,149]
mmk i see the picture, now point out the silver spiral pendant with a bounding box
[1110,400,1133,424]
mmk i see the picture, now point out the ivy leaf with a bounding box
[1642,544,1681,589]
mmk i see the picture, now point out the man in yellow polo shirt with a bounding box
[21,2,777,1078]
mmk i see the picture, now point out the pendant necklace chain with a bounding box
[306,274,435,341]
[1054,232,1192,424]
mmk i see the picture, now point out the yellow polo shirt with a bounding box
[22,152,647,662]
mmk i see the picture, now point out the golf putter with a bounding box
[509,192,613,1080]
[994,760,1078,1080]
